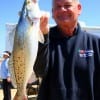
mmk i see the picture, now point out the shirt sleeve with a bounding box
[33,34,49,78]
[6,59,11,77]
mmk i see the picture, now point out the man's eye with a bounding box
[64,5,71,9]
[54,4,72,10]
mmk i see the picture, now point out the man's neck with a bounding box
[58,23,77,36]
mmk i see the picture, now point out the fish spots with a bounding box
[13,50,26,84]
[9,0,41,98]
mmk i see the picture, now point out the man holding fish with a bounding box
[9,0,100,100]
[34,0,100,100]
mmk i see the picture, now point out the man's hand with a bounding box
[40,11,50,35]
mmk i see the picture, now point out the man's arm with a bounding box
[34,34,49,78]
[33,11,49,78]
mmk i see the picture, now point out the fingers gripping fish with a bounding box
[8,0,44,99]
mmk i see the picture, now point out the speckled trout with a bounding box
[8,0,44,99]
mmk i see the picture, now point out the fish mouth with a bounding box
[27,16,40,25]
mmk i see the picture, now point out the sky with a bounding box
[0,0,100,54]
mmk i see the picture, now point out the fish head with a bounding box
[17,0,44,43]
[25,0,41,21]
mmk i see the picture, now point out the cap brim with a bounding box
[2,52,9,56]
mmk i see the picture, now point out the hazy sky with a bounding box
[0,0,100,54]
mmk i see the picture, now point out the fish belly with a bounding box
[9,25,39,99]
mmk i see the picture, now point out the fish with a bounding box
[8,0,44,99]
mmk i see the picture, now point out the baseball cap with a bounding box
[2,51,11,57]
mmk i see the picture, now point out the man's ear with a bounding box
[78,4,82,15]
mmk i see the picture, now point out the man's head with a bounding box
[3,51,11,58]
[52,0,82,27]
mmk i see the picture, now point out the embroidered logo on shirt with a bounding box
[78,49,94,57]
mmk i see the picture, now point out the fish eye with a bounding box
[26,0,30,5]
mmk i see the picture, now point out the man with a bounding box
[34,0,100,100]
[0,51,12,100]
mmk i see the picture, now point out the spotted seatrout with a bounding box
[8,0,44,99]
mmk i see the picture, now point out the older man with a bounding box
[34,0,100,100]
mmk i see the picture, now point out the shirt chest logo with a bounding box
[78,49,94,57]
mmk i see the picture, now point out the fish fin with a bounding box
[38,29,44,43]
[5,23,16,52]
[8,54,17,88]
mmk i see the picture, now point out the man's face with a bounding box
[52,0,81,26]
[3,54,9,59]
